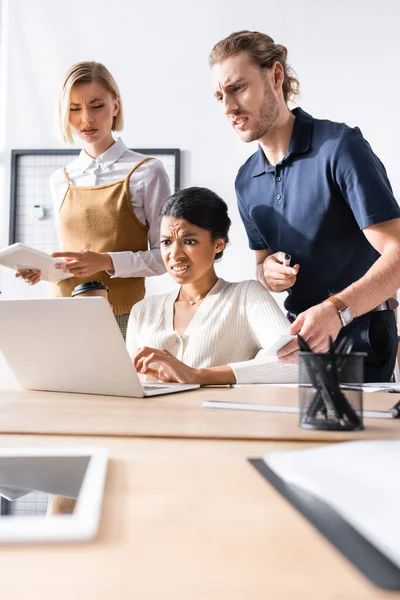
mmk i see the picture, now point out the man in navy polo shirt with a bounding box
[209,30,400,382]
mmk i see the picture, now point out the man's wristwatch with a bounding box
[325,295,353,327]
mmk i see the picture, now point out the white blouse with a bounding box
[50,138,171,278]
[126,278,298,384]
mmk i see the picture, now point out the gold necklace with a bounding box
[179,288,208,306]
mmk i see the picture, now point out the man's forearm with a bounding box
[333,247,400,317]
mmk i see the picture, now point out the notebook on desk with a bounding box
[250,440,400,589]
[0,298,199,398]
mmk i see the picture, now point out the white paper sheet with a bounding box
[263,440,400,568]
[203,401,393,419]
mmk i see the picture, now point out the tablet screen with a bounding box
[0,448,108,542]
[0,455,90,517]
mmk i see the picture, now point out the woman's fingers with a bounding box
[144,367,172,382]
[133,347,168,366]
[141,353,158,372]
[15,269,41,285]
[133,347,178,382]
[134,349,162,372]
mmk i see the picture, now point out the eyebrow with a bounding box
[70,98,105,106]
[160,232,199,239]
[214,78,246,97]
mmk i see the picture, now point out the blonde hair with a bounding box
[57,61,124,143]
[209,31,299,104]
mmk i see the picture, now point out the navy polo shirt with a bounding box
[235,107,400,315]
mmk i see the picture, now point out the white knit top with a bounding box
[126,278,298,384]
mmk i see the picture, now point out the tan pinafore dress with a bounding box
[53,158,153,318]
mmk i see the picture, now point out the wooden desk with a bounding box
[0,433,397,599]
[0,382,398,442]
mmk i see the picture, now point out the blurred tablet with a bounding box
[0,243,72,282]
[0,446,108,543]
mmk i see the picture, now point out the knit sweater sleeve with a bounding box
[227,281,298,384]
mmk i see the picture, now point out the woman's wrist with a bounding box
[101,252,114,272]
[195,366,236,386]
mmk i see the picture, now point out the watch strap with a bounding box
[325,295,348,313]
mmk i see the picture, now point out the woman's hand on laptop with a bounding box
[15,268,41,285]
[133,346,237,385]
[133,347,200,384]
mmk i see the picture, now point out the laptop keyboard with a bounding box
[143,383,172,390]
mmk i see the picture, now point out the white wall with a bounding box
[1,0,400,300]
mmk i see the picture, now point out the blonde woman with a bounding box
[16,61,170,337]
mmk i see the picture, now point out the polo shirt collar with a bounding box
[287,107,313,156]
[78,137,128,173]
[251,107,313,177]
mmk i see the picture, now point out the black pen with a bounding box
[283,253,291,267]
[297,334,329,421]
[390,400,400,418]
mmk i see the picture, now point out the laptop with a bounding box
[0,298,200,397]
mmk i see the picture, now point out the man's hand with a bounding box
[277,301,342,362]
[133,346,200,383]
[262,251,300,292]
[52,251,113,278]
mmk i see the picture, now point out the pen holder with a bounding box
[299,351,364,431]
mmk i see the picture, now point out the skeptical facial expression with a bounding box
[160,217,225,284]
[69,81,119,146]
[212,52,280,143]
